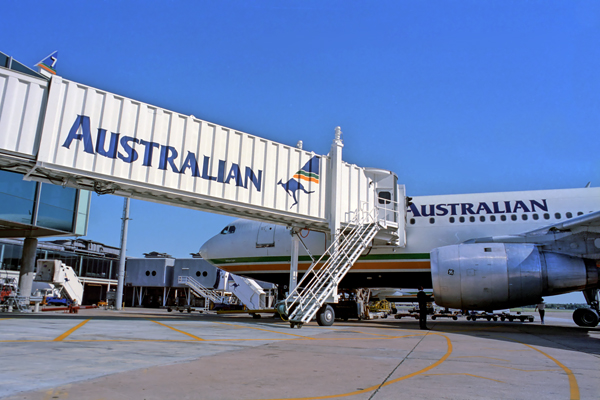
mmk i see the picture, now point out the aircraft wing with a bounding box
[466,210,600,259]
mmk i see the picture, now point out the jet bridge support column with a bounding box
[18,238,38,301]
[289,230,299,293]
[329,127,343,250]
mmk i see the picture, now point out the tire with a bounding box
[493,317,497,321]
[501,317,505,321]
[452,316,457,321]
[252,313,261,319]
[431,316,436,320]
[573,308,600,327]
[316,305,335,326]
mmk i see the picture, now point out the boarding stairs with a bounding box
[283,205,383,327]
[178,276,224,306]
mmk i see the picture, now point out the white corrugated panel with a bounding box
[339,162,374,224]
[0,68,48,157]
[37,76,328,225]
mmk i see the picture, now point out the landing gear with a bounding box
[573,308,599,327]
[573,288,600,327]
[316,304,335,326]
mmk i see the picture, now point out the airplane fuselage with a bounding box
[200,187,600,289]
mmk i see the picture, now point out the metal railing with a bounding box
[283,203,382,326]
[178,276,223,304]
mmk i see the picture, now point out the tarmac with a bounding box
[0,308,598,400]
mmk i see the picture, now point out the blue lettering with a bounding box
[436,204,449,216]
[421,205,435,217]
[492,201,505,213]
[244,167,262,191]
[62,115,94,154]
[139,140,160,167]
[118,136,139,163]
[408,204,421,217]
[180,152,201,177]
[530,199,548,212]
[513,200,530,213]
[159,145,180,173]
[447,203,460,216]
[217,160,226,183]
[201,156,217,181]
[476,202,493,214]
[461,203,476,215]
[225,163,244,187]
[504,201,512,214]
[95,129,119,159]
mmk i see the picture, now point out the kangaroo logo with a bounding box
[278,156,320,208]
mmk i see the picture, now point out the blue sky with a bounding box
[3,1,599,303]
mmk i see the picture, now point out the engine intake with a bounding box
[431,243,598,310]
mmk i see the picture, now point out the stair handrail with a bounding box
[282,202,382,320]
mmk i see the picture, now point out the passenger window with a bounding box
[480,216,485,222]
[543,213,550,220]
[469,216,475,222]
[511,215,517,221]
[577,212,583,216]
[566,212,572,218]
[429,218,435,224]
[378,191,392,205]
[449,217,455,223]
[555,213,561,219]
[501,215,507,221]
[459,216,465,223]
[410,218,415,225]
[522,214,528,220]
[228,225,236,234]
[490,215,496,222]
[533,214,539,220]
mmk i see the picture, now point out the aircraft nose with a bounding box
[199,241,210,259]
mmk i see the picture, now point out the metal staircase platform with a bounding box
[281,205,383,327]
[178,276,223,305]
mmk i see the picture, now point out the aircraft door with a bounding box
[256,223,276,248]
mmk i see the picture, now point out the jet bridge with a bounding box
[0,60,406,322]
[0,65,405,242]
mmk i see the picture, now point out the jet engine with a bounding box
[430,243,599,311]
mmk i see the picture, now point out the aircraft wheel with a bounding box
[316,305,335,326]
[500,316,505,321]
[431,316,436,320]
[573,308,600,327]
[252,313,261,319]
[452,316,457,320]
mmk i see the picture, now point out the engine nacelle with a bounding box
[431,243,599,310]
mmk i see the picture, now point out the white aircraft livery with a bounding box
[200,186,600,327]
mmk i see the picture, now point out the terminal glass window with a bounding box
[37,184,77,232]
[0,170,37,225]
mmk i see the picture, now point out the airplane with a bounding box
[200,186,600,327]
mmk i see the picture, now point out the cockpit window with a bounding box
[220,225,237,234]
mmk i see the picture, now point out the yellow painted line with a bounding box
[491,365,559,372]
[423,373,504,383]
[519,342,580,400]
[53,319,90,341]
[149,320,205,341]
[451,356,510,362]
[261,332,452,400]
[210,321,315,339]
